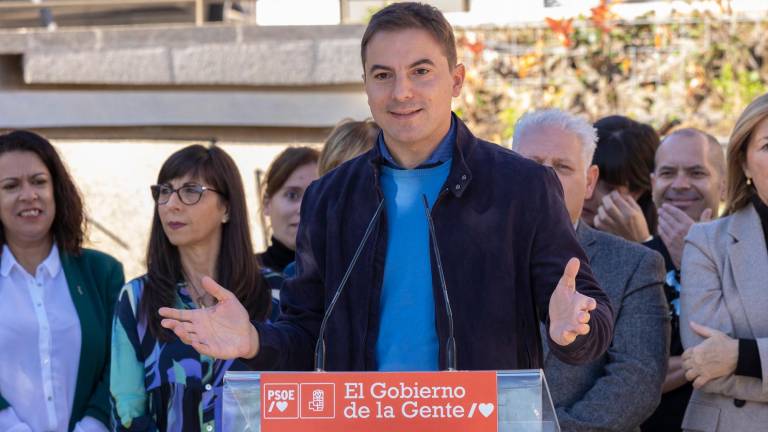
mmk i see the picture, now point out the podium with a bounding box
[223,369,560,431]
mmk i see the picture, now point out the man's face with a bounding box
[516,125,598,224]
[363,28,464,158]
[652,133,723,221]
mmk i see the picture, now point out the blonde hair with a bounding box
[724,93,768,215]
[318,119,380,176]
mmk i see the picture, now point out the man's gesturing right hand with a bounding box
[548,258,597,346]
[159,276,260,360]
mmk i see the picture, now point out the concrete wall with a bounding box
[0,24,365,86]
[0,23,370,278]
[0,24,372,130]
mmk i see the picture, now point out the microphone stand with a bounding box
[422,194,457,371]
[314,199,385,371]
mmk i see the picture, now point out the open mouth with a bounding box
[18,209,42,217]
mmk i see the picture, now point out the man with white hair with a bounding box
[514,109,670,431]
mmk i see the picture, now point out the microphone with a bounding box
[421,194,457,371]
[314,199,385,371]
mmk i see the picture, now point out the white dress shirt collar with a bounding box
[1,243,61,279]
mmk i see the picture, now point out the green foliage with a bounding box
[499,107,520,143]
[454,11,768,142]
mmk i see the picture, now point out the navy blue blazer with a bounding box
[247,114,613,372]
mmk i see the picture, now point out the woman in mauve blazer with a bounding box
[680,93,768,431]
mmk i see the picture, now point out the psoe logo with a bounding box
[263,383,299,419]
[300,383,336,419]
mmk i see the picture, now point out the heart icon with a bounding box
[478,403,495,418]
[276,401,288,412]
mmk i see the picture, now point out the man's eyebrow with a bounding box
[368,64,393,74]
[408,58,436,68]
[657,163,708,171]
[368,58,437,74]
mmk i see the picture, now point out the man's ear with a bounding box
[585,165,599,200]
[451,63,466,97]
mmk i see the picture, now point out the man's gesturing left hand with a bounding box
[549,258,597,346]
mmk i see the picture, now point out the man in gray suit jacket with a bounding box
[515,109,670,431]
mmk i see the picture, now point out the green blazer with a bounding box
[0,247,125,431]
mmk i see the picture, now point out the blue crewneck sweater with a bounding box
[375,160,452,371]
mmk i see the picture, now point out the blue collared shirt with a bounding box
[378,116,456,169]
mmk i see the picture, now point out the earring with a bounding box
[222,215,229,223]
[747,177,753,186]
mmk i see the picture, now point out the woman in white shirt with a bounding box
[0,130,124,432]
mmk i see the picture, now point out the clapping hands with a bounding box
[658,204,713,269]
[593,191,651,243]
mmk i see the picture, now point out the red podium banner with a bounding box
[260,370,498,432]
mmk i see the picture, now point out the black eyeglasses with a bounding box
[150,184,221,205]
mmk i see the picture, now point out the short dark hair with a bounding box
[593,115,660,234]
[0,130,85,254]
[142,145,271,340]
[361,2,457,71]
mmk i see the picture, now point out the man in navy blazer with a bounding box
[159,2,614,372]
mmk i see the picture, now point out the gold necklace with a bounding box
[183,280,214,308]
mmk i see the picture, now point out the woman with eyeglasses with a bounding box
[0,130,124,432]
[110,145,272,432]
